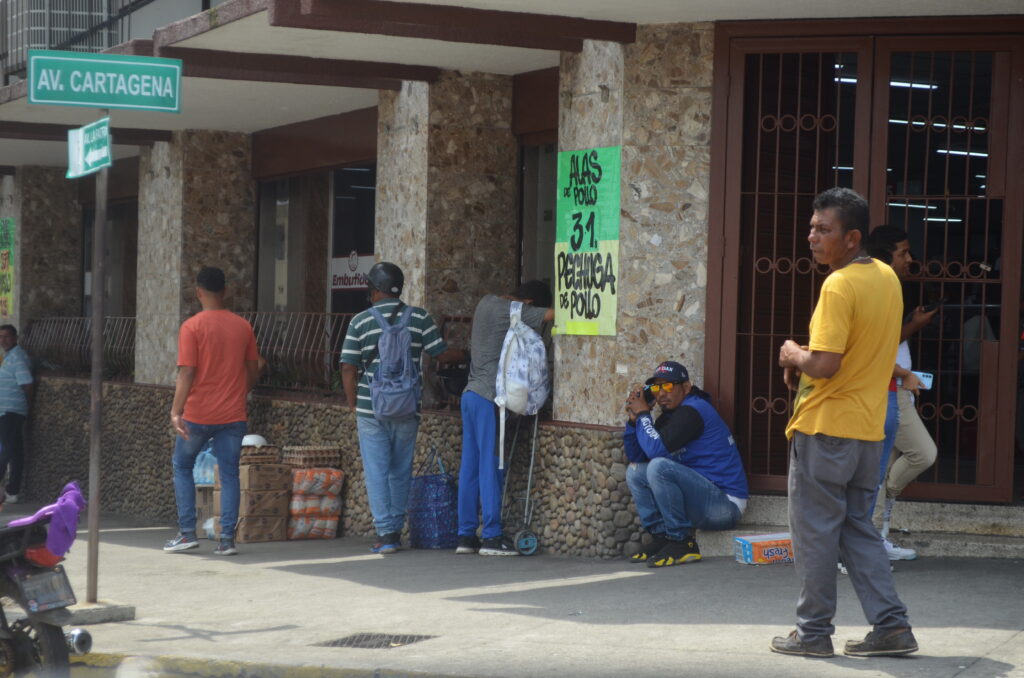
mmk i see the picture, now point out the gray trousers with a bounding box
[789,431,910,640]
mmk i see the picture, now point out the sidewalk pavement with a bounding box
[10,505,1021,678]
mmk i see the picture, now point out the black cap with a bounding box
[367,262,404,296]
[645,361,689,385]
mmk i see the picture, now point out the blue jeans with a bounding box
[172,420,246,539]
[356,414,420,536]
[626,457,741,539]
[870,390,900,516]
[457,391,504,540]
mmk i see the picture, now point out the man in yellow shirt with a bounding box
[771,188,917,659]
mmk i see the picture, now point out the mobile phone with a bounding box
[911,371,933,390]
[922,297,947,313]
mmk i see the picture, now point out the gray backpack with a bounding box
[365,305,421,420]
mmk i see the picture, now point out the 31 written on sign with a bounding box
[28,49,181,113]
[554,146,621,336]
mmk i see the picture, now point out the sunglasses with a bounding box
[647,382,678,394]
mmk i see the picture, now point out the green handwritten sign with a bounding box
[0,219,14,318]
[554,146,620,335]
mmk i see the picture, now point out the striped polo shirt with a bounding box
[0,345,33,416]
[340,299,447,418]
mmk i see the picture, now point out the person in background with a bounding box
[456,281,553,556]
[623,361,748,568]
[865,226,938,559]
[341,262,462,556]
[0,325,33,504]
[165,267,260,557]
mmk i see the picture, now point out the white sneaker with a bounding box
[883,538,917,561]
[4,493,18,504]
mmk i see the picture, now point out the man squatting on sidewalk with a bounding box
[623,361,748,568]
[773,187,917,658]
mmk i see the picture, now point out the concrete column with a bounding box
[554,27,714,425]
[135,130,255,385]
[375,72,518,315]
[0,168,82,330]
[376,82,429,309]
[553,40,626,425]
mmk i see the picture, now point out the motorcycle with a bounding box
[0,482,91,677]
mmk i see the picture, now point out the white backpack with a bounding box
[494,301,549,468]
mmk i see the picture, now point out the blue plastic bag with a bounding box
[193,442,217,485]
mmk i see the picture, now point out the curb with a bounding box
[72,653,465,678]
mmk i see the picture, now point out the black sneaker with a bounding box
[647,536,701,568]
[371,532,401,555]
[770,630,835,658]
[479,535,519,556]
[844,628,918,657]
[456,535,481,554]
[629,534,668,563]
[213,537,238,556]
[163,533,199,552]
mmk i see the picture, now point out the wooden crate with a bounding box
[281,446,343,468]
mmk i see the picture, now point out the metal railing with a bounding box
[238,311,355,395]
[1,0,160,85]
[16,311,474,399]
[21,316,135,380]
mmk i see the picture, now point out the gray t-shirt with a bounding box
[464,294,548,402]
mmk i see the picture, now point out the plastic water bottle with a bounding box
[193,442,216,485]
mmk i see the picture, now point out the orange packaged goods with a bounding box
[734,532,796,565]
[287,466,345,540]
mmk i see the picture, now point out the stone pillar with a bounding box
[376,82,429,308]
[553,40,626,425]
[0,168,82,330]
[375,72,518,315]
[135,130,255,386]
[426,72,518,317]
[555,26,714,425]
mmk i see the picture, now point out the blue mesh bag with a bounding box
[408,449,458,549]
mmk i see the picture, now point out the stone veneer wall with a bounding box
[553,28,714,426]
[137,141,184,386]
[375,82,430,309]
[136,131,256,386]
[425,71,518,317]
[26,378,637,558]
[3,167,82,327]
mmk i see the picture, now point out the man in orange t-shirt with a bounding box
[164,267,259,556]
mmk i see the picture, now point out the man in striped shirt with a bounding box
[340,262,462,554]
[0,325,32,504]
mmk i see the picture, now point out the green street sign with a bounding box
[28,49,181,113]
[67,117,111,179]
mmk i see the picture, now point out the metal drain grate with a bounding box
[314,633,437,649]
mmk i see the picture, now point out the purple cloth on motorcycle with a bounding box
[7,482,86,557]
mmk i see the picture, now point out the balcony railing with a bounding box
[238,311,354,395]
[17,312,474,404]
[1,0,161,85]
[21,316,135,380]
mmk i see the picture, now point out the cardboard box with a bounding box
[214,489,291,518]
[734,532,795,565]
[234,516,287,543]
[215,464,293,491]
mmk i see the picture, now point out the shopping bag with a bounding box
[407,448,458,549]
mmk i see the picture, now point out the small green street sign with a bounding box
[28,49,181,113]
[67,117,111,179]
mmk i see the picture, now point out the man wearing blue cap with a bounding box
[624,361,749,567]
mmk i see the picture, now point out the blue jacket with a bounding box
[624,393,749,499]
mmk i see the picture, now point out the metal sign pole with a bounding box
[86,108,109,604]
